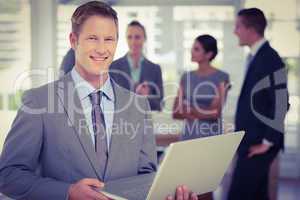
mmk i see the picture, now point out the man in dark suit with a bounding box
[227,8,289,200]
[110,21,164,111]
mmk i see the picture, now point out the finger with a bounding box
[176,186,184,200]
[182,185,189,200]
[166,195,173,200]
[249,145,257,152]
[138,84,144,88]
[248,152,254,158]
[248,150,257,158]
[190,192,198,200]
[81,178,104,188]
[136,84,143,90]
[88,189,110,200]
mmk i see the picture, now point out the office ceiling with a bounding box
[58,0,241,6]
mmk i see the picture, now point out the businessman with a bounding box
[0,1,196,200]
[60,21,164,111]
[227,8,289,200]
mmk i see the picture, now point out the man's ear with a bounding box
[69,32,78,50]
[247,26,257,35]
[206,51,214,61]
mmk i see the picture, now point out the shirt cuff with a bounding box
[263,139,273,147]
[66,184,73,200]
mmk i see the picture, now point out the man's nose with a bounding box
[95,39,106,54]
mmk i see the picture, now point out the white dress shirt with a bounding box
[71,67,115,150]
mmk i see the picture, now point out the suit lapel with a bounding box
[239,42,269,98]
[56,73,104,180]
[104,81,128,180]
[139,59,146,83]
[121,55,134,89]
[122,55,132,78]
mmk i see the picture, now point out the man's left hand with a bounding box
[248,143,271,158]
[165,185,198,200]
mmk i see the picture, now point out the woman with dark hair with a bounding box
[173,34,230,140]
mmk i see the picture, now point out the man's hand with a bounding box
[135,82,150,96]
[248,143,271,158]
[68,178,110,200]
[165,185,198,200]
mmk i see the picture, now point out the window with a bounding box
[0,0,31,111]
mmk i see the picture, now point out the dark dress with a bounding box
[180,70,229,140]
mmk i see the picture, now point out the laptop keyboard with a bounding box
[104,173,155,200]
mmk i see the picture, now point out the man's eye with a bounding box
[88,37,97,40]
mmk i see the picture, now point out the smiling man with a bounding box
[0,1,196,200]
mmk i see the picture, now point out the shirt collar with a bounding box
[250,38,267,57]
[126,53,144,69]
[71,67,115,102]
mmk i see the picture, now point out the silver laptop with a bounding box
[102,131,244,200]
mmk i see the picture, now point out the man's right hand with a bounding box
[68,178,110,200]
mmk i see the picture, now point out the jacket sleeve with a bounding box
[138,98,157,174]
[147,65,164,111]
[263,65,289,147]
[0,90,71,200]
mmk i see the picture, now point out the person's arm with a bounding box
[264,67,288,145]
[0,91,111,200]
[147,65,164,111]
[173,82,228,120]
[0,90,71,200]
[248,66,288,157]
[172,85,194,120]
[137,97,157,174]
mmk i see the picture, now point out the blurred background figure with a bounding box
[173,34,230,141]
[110,20,164,111]
[172,34,230,200]
[227,8,289,200]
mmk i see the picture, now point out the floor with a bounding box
[213,176,300,200]
[277,178,300,200]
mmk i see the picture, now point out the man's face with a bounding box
[126,25,145,55]
[234,16,251,46]
[70,15,118,77]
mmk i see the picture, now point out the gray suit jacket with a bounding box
[0,73,157,200]
[110,55,164,111]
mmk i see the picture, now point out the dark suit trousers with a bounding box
[227,147,279,200]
